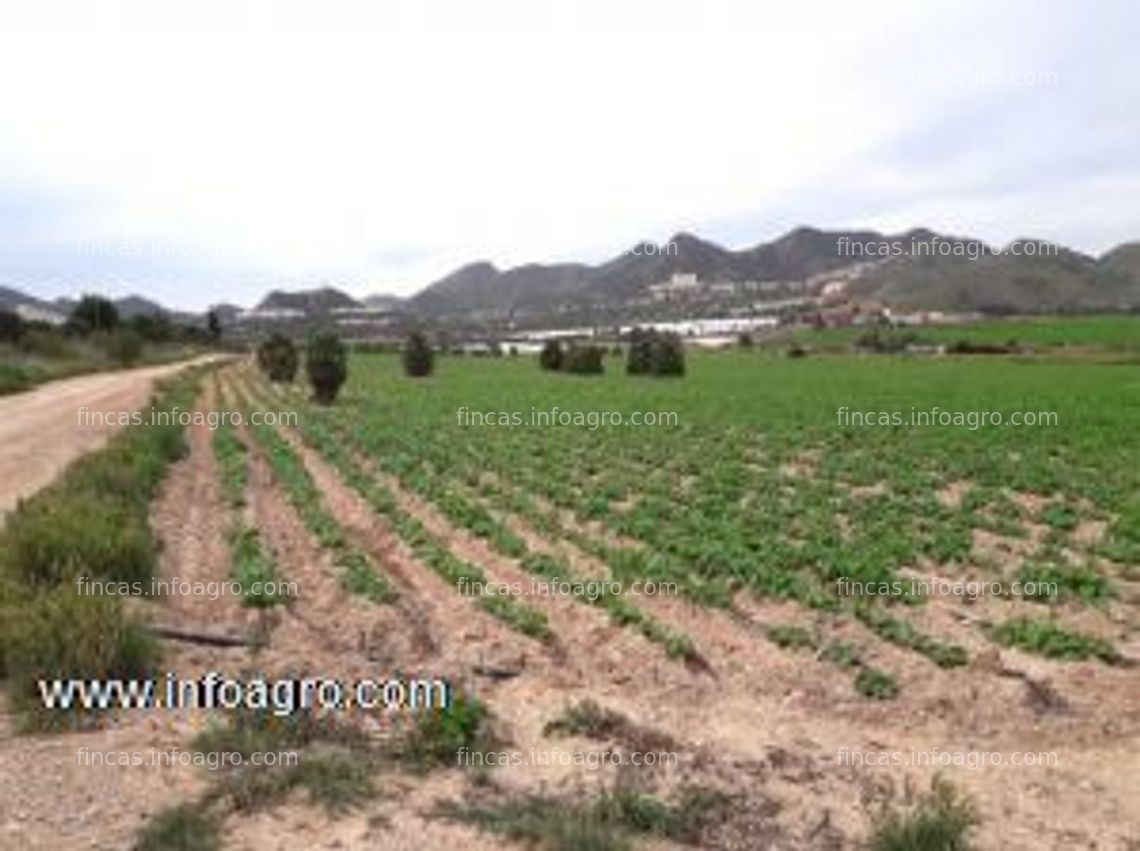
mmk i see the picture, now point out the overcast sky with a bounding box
[0,0,1137,310]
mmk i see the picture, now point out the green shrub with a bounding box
[405,691,490,767]
[0,308,25,343]
[991,616,1121,663]
[306,332,348,404]
[539,340,564,371]
[868,776,977,851]
[855,667,899,700]
[133,803,221,851]
[0,363,33,395]
[626,328,685,376]
[20,328,77,359]
[3,589,158,727]
[563,344,605,375]
[103,327,145,366]
[403,330,434,377]
[256,334,298,383]
[1,490,156,587]
[765,624,818,650]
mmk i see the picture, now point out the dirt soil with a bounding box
[0,357,220,516]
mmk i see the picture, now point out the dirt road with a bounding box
[0,357,220,517]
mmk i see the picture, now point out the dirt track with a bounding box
[0,357,219,517]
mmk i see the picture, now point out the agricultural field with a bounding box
[1,328,1138,850]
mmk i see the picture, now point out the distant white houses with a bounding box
[618,316,778,337]
[647,273,701,300]
[236,307,306,322]
[15,303,67,326]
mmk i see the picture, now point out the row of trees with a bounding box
[258,330,436,404]
[539,329,686,377]
[1,295,221,367]
[257,332,347,404]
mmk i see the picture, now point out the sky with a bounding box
[0,0,1137,311]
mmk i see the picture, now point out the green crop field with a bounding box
[260,345,1139,681]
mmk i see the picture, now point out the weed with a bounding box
[867,776,977,851]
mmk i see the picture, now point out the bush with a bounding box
[626,328,685,376]
[256,334,298,382]
[1,491,156,587]
[563,344,605,375]
[20,328,76,359]
[868,776,977,851]
[653,333,685,376]
[306,332,348,404]
[0,363,33,395]
[539,340,564,371]
[405,692,491,767]
[855,667,899,700]
[3,588,158,727]
[103,327,145,366]
[403,330,434,377]
[133,804,220,851]
[0,309,25,343]
[626,328,655,375]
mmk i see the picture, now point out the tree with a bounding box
[70,295,119,335]
[256,334,298,382]
[539,339,564,371]
[626,327,654,375]
[563,344,605,375]
[626,328,685,376]
[0,309,24,344]
[403,330,434,377]
[207,310,222,343]
[306,332,347,404]
[652,332,686,376]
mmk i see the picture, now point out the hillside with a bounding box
[408,228,1140,318]
[256,287,361,313]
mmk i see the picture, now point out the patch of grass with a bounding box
[479,591,552,640]
[402,691,493,769]
[212,418,248,508]
[868,776,978,851]
[820,640,862,668]
[855,667,900,700]
[132,803,221,851]
[440,785,733,850]
[765,623,818,650]
[991,616,1122,664]
[229,527,288,608]
[0,362,33,395]
[189,708,376,816]
[219,748,373,814]
[1015,561,1113,604]
[0,490,156,587]
[3,586,158,729]
[544,700,629,739]
[855,605,968,669]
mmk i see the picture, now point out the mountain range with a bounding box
[3,227,1139,323]
[408,227,1140,317]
